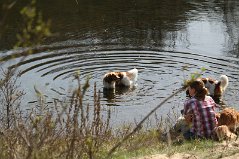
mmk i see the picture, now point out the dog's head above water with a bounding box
[103,72,122,83]
[103,69,138,89]
[201,78,223,97]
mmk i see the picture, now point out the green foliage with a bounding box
[0,0,52,63]
[0,67,236,159]
[0,70,112,159]
[15,0,51,48]
[0,1,17,37]
[0,69,25,129]
[183,67,206,89]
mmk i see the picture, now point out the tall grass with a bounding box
[0,68,223,159]
[0,70,112,159]
[0,69,25,129]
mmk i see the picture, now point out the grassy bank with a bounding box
[0,69,237,159]
[115,138,239,159]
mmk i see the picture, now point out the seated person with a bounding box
[183,79,218,139]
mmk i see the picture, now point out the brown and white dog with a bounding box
[186,75,229,104]
[201,75,228,98]
[214,107,239,141]
[217,107,239,133]
[214,125,237,141]
[103,68,138,89]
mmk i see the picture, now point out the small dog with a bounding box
[186,75,229,104]
[217,107,239,133]
[214,125,237,141]
[103,68,138,89]
[201,75,228,98]
[173,116,191,134]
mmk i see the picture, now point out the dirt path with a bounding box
[136,153,197,159]
[135,140,239,159]
[137,153,239,159]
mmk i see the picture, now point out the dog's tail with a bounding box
[127,68,138,81]
[220,75,229,92]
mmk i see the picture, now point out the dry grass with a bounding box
[1,68,236,159]
[0,70,113,159]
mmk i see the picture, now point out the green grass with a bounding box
[1,69,238,159]
[110,134,239,159]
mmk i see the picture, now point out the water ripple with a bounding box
[1,45,239,123]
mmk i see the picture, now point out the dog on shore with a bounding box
[214,125,237,141]
[213,107,239,141]
[217,107,239,133]
[103,68,138,89]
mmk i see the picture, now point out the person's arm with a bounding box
[183,101,193,124]
[183,100,189,115]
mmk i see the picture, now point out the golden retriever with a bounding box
[214,125,237,141]
[217,107,239,133]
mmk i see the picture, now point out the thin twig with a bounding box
[106,87,185,158]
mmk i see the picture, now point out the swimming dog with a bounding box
[103,68,138,89]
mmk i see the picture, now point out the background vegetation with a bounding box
[1,1,239,159]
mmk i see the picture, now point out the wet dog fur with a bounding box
[103,68,138,89]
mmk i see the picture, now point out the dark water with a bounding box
[1,0,239,124]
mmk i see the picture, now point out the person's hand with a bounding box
[184,113,193,124]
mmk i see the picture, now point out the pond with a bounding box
[0,0,239,125]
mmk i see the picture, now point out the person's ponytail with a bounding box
[190,80,208,100]
[195,86,208,100]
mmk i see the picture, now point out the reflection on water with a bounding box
[103,86,137,106]
[1,0,239,57]
[1,0,239,124]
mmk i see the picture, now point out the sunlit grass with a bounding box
[0,68,237,159]
[112,138,238,159]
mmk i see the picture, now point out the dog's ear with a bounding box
[115,72,124,79]
[201,78,208,84]
[214,82,222,96]
[114,72,121,79]
[110,73,120,80]
[104,73,119,82]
